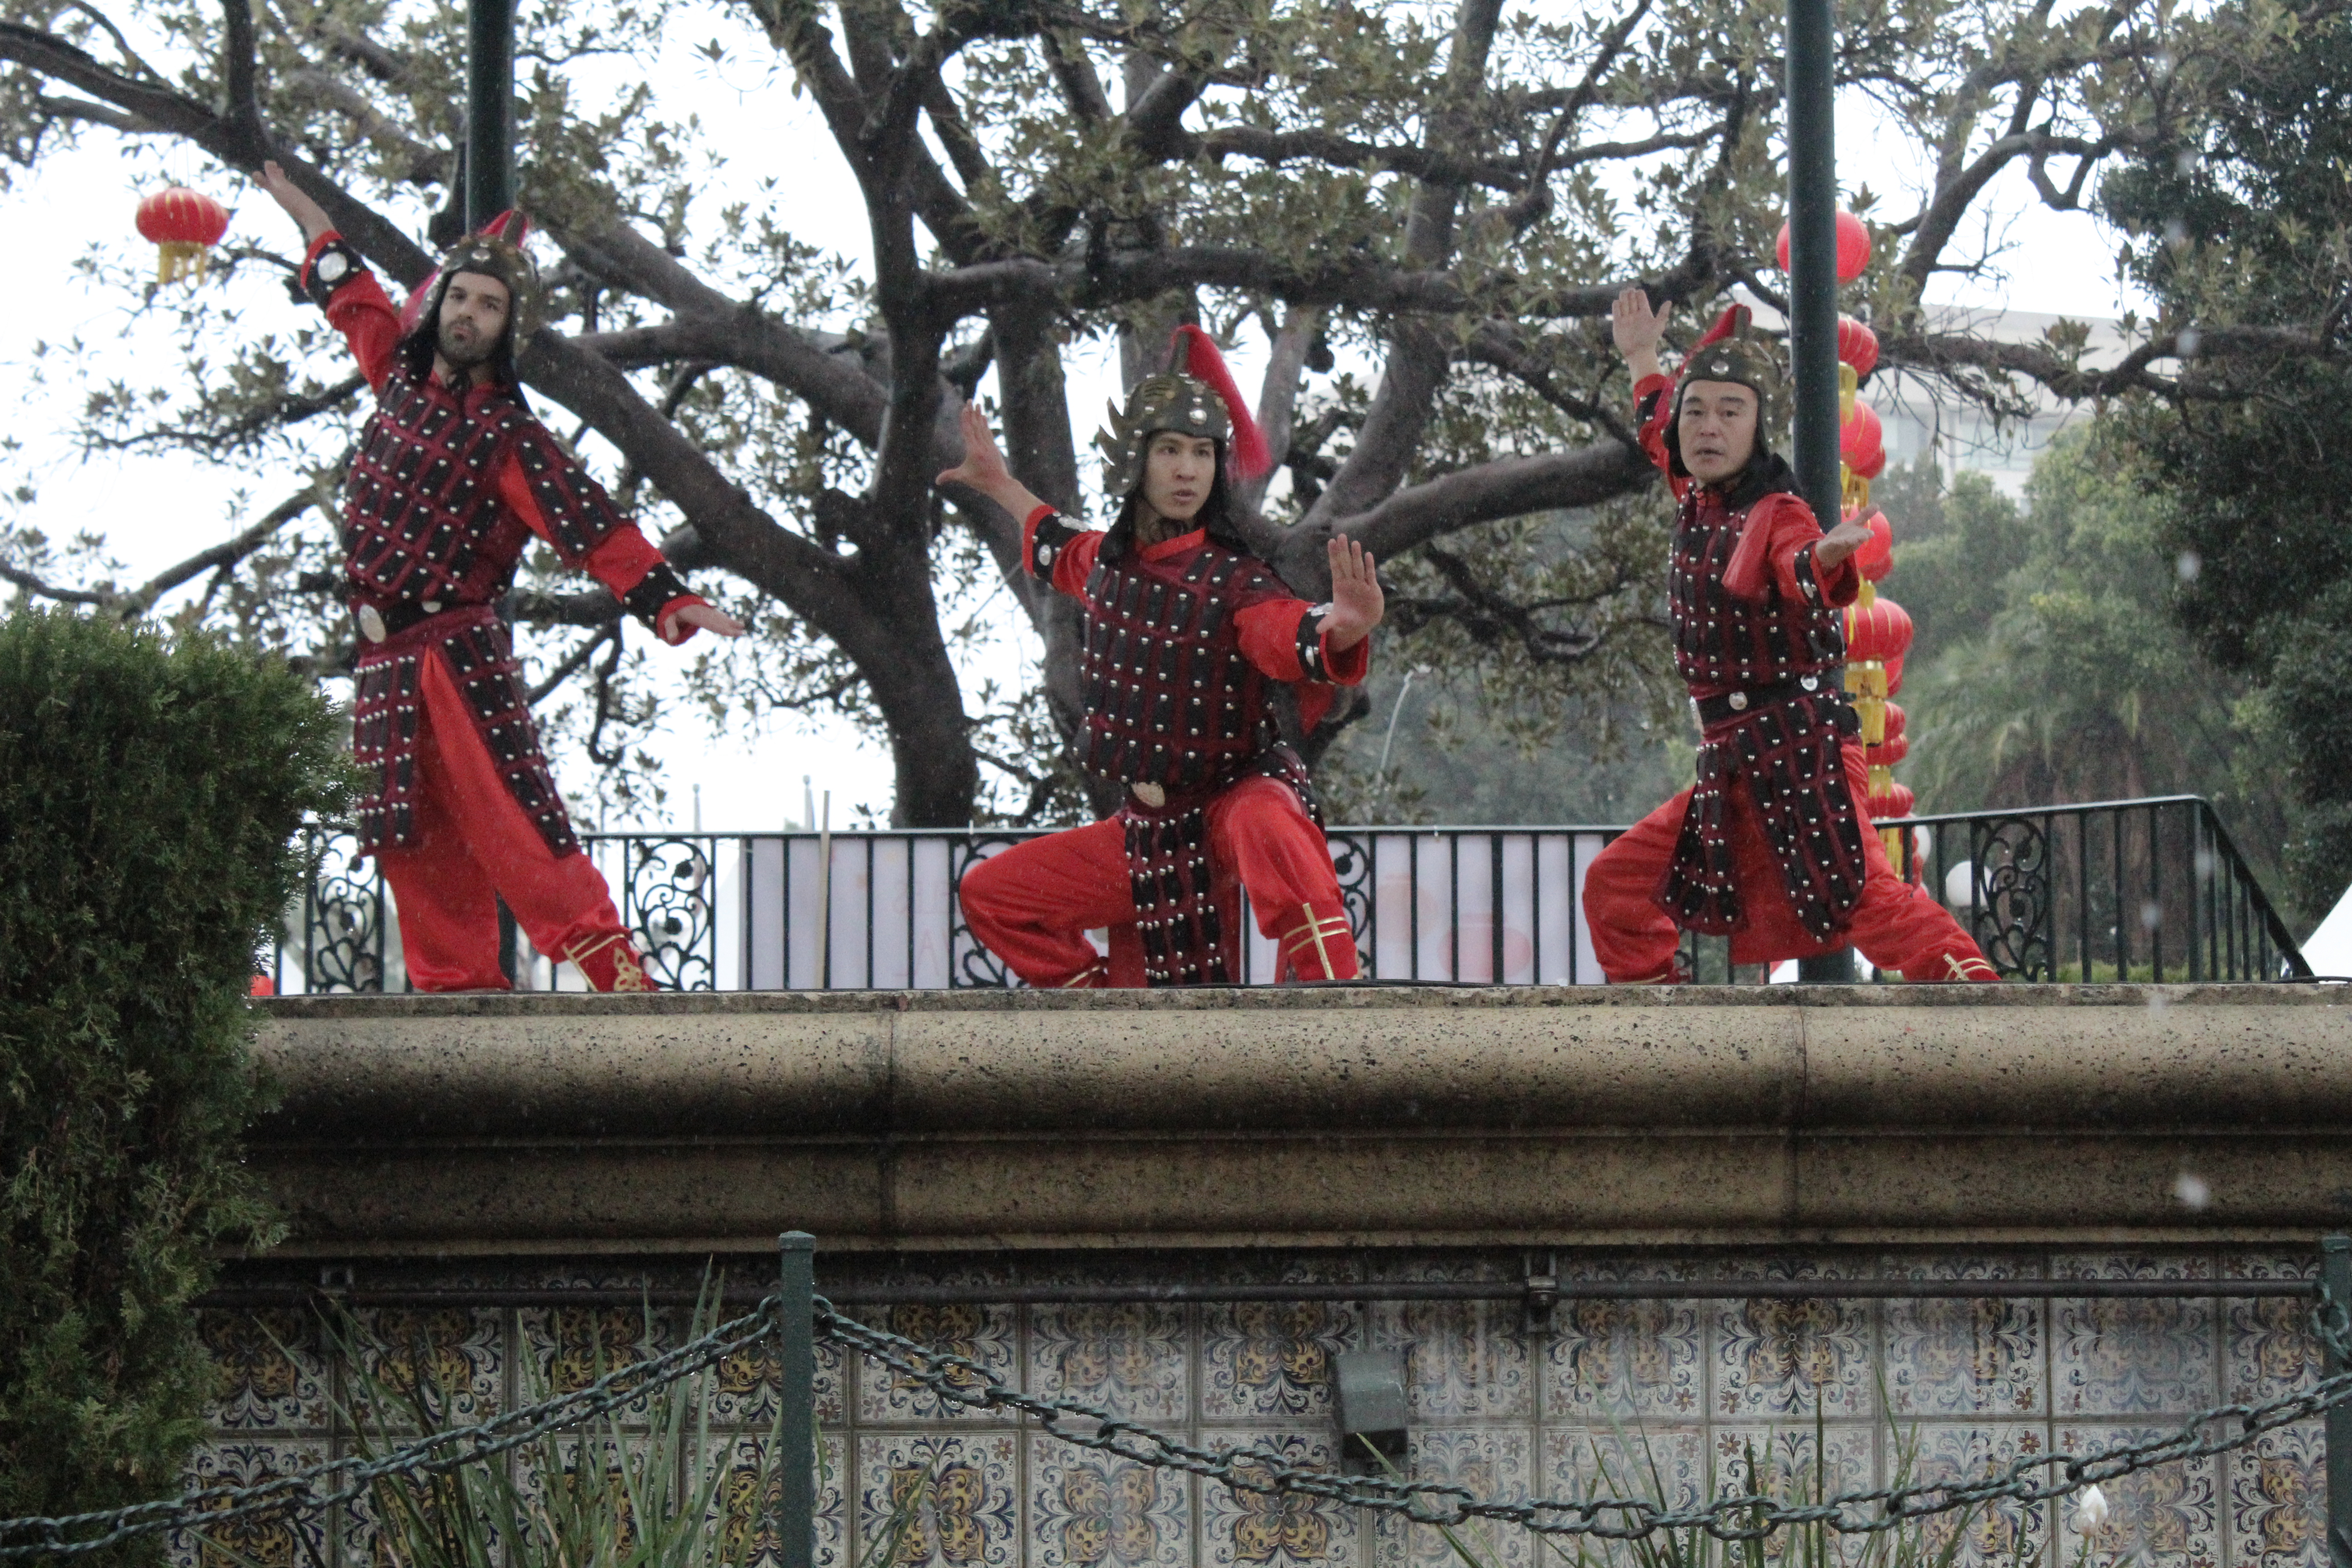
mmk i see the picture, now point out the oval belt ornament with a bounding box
[1728,691,1749,711]
[358,604,387,643]
[1131,782,1167,808]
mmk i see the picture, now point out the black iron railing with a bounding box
[264,794,2308,993]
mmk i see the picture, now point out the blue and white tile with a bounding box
[1199,1431,1357,1568]
[702,1430,848,1568]
[518,1302,678,1418]
[2049,1257,2217,1416]
[1544,1295,1706,1422]
[1540,1424,1707,1514]
[1895,1422,2051,1568]
[2223,1420,2323,1568]
[2054,1424,2220,1568]
[2219,1257,2321,1406]
[1880,1257,2046,1417]
[1370,1298,1533,1421]
[857,1303,1020,1425]
[168,1439,333,1568]
[1202,1301,1361,1422]
[345,1307,505,1428]
[1029,1431,1192,1568]
[712,1334,848,1429]
[1371,1427,1534,1568]
[855,1431,1023,1568]
[200,1308,333,1432]
[1707,1422,1874,1513]
[1712,1291,1877,1420]
[1029,1303,1189,1422]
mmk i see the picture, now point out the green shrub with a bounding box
[0,608,349,1546]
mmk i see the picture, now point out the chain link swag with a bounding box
[7,1286,2352,1561]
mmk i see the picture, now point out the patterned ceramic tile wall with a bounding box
[179,1251,2328,1568]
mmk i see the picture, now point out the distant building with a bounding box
[1737,293,2128,497]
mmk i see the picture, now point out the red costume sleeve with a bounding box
[302,231,403,392]
[1722,493,1861,609]
[493,458,710,644]
[1633,372,1688,501]
[1235,600,1370,688]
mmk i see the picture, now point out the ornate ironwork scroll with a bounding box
[622,836,716,990]
[1325,831,1375,955]
[948,833,1028,988]
[1968,815,2051,980]
[300,827,388,992]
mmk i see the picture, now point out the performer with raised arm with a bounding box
[254,162,744,993]
[941,328,1381,986]
[1583,288,1996,983]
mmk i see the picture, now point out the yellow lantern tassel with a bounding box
[1859,694,1886,746]
[1881,826,1907,872]
[157,240,208,285]
[1842,469,1870,515]
[1857,577,1876,610]
[1838,362,1858,424]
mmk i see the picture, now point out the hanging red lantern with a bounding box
[1845,595,1913,664]
[1865,731,1910,768]
[1840,402,1884,473]
[1775,211,1873,282]
[1883,701,1906,742]
[1866,780,1917,820]
[1886,651,1906,695]
[1836,316,1880,377]
[1854,509,1893,580]
[135,186,230,285]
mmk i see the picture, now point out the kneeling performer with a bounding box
[941,328,1382,985]
[1583,288,1996,983]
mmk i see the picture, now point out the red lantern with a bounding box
[1886,651,1906,695]
[1836,316,1879,377]
[1867,781,1917,820]
[1854,509,1893,580]
[1840,402,1884,474]
[1845,595,1913,664]
[1883,702,1906,742]
[1774,211,1873,282]
[1865,732,1910,768]
[135,186,230,285]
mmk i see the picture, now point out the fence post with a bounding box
[2325,1235,2352,1568]
[780,1231,817,1568]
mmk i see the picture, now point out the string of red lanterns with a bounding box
[1781,210,1925,877]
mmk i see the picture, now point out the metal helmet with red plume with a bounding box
[397,209,541,379]
[1095,325,1271,497]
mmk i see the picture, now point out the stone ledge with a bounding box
[245,984,2352,1254]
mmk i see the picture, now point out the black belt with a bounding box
[354,598,470,645]
[1693,673,1843,727]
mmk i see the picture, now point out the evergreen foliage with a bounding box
[2097,1,2352,916]
[0,608,347,1548]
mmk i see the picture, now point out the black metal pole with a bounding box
[464,0,516,229]
[1787,0,1852,985]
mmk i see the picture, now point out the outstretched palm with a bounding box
[1322,534,1383,649]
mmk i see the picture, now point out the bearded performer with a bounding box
[1583,288,1996,984]
[255,162,744,993]
[939,328,1382,986]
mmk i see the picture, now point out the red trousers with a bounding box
[1583,741,1995,983]
[373,648,637,991]
[960,776,1359,986]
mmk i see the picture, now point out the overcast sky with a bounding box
[0,11,2133,832]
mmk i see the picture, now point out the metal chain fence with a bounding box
[7,1239,2352,1563]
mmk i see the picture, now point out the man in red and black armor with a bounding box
[256,162,744,992]
[1583,288,1995,983]
[940,327,1383,986]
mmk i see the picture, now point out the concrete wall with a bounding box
[184,985,2352,1568]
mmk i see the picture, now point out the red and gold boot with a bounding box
[567,932,657,992]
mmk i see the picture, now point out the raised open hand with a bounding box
[254,160,334,245]
[1319,534,1383,650]
[936,403,1012,495]
[1610,286,1673,360]
[1814,513,1876,572]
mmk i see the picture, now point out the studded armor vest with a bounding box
[342,367,631,608]
[1669,485,1845,693]
[1074,540,1288,796]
